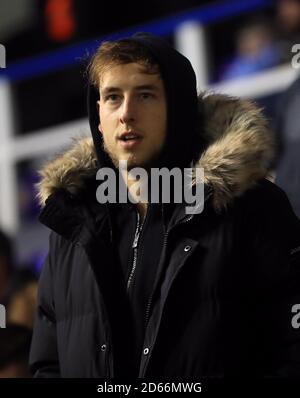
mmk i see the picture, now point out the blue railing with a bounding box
[0,0,273,82]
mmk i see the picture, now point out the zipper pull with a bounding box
[132,233,140,248]
[132,211,141,248]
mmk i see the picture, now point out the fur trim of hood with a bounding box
[37,93,275,211]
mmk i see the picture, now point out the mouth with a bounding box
[118,131,142,140]
[118,132,143,149]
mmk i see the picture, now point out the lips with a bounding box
[118,131,143,149]
[118,131,142,141]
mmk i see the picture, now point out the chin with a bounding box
[120,154,148,170]
[114,151,158,170]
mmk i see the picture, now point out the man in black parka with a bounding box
[29,33,300,378]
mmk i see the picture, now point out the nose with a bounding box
[119,96,136,124]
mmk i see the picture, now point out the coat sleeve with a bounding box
[29,232,60,377]
[245,181,300,376]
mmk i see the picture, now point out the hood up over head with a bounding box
[87,32,199,172]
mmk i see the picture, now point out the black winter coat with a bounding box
[30,94,300,377]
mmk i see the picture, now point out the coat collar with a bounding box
[36,93,274,213]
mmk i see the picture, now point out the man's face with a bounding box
[98,62,167,170]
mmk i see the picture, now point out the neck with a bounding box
[120,168,149,219]
[136,202,148,221]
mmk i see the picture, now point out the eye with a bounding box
[140,92,154,100]
[105,94,120,102]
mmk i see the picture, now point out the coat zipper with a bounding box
[144,213,194,329]
[127,210,146,291]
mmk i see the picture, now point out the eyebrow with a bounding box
[100,84,160,96]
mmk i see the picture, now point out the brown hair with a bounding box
[88,39,160,88]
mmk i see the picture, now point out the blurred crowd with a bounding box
[219,0,300,80]
[221,0,300,221]
[0,230,37,378]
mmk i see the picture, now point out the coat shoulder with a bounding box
[239,178,294,215]
[235,179,300,249]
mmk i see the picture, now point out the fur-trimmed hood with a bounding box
[37,93,274,211]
